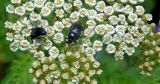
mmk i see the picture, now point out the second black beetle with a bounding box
[67,22,83,44]
[30,27,47,39]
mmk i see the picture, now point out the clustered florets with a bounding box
[5,0,156,83]
[29,51,102,84]
[5,0,152,60]
[138,23,160,76]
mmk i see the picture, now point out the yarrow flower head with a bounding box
[5,0,155,82]
[5,0,106,83]
[5,0,153,60]
[29,51,102,84]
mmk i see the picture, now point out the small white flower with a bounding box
[21,29,31,37]
[73,0,82,9]
[118,14,126,22]
[115,25,126,36]
[82,38,92,47]
[124,5,133,14]
[88,70,96,77]
[102,34,112,44]
[113,3,124,12]
[96,13,105,22]
[6,32,14,41]
[129,0,137,4]
[70,11,80,22]
[45,2,54,10]
[120,21,128,25]
[141,25,150,35]
[41,7,52,17]
[63,3,72,13]
[86,20,96,29]
[124,33,134,44]
[125,47,135,56]
[13,23,22,32]
[87,9,97,19]
[16,19,25,27]
[34,51,45,58]
[115,51,124,60]
[6,4,15,13]
[106,24,115,35]
[108,15,119,25]
[106,44,116,54]
[11,0,21,4]
[137,33,144,42]
[135,18,145,28]
[84,28,95,38]
[135,6,145,15]
[54,0,65,8]
[79,8,88,17]
[29,43,39,53]
[49,46,59,58]
[93,61,100,68]
[19,40,30,51]
[34,0,46,8]
[35,69,43,77]
[119,42,127,50]
[29,12,41,21]
[85,0,97,6]
[95,25,106,35]
[55,9,64,18]
[54,21,64,32]
[95,1,106,12]
[15,6,26,16]
[128,13,138,22]
[62,18,71,28]
[131,38,140,47]
[85,47,96,56]
[45,26,55,36]
[53,33,64,44]
[62,73,69,79]
[104,6,114,16]
[32,61,40,68]
[144,14,152,21]
[129,26,139,36]
[19,17,27,24]
[23,1,34,11]
[112,34,123,43]
[26,20,33,29]
[14,34,24,42]
[93,40,103,51]
[39,20,49,28]
[5,21,14,29]
[10,42,19,52]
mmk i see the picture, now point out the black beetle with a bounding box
[67,22,83,44]
[30,27,47,39]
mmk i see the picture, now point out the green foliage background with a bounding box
[0,0,160,84]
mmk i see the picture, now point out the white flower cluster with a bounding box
[29,51,102,84]
[4,0,105,59]
[100,0,152,60]
[5,0,106,83]
[5,0,152,61]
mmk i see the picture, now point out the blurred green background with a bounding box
[0,0,160,84]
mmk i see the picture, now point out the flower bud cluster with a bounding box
[29,51,102,84]
[139,23,160,76]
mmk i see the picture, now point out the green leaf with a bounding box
[0,53,33,84]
